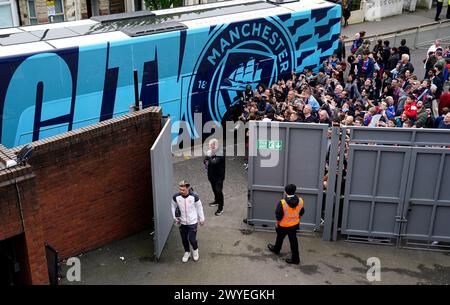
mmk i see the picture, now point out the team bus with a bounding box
[0,0,341,148]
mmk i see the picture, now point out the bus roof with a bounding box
[0,0,335,58]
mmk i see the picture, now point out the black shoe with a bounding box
[215,209,223,216]
[267,244,280,255]
[243,218,248,224]
[435,18,441,21]
[285,258,300,265]
[209,202,218,207]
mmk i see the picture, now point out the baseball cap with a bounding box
[179,180,190,187]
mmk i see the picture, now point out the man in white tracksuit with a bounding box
[171,181,205,263]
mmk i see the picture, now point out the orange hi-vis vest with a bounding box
[278,197,304,227]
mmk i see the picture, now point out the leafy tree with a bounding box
[144,0,184,10]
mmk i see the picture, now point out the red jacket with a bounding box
[439,92,450,114]
[404,101,418,120]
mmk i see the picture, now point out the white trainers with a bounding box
[182,252,190,263]
[193,249,199,261]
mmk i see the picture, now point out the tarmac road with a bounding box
[61,155,450,285]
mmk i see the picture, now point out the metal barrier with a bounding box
[247,121,328,232]
[401,146,450,250]
[326,127,450,251]
[344,19,450,49]
[246,123,450,251]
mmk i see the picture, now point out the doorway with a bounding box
[86,0,99,18]
[0,234,29,285]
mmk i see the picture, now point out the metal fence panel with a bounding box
[348,127,450,146]
[151,118,174,260]
[247,122,328,231]
[401,148,450,244]
[340,145,410,240]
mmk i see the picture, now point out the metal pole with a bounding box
[436,21,442,41]
[393,32,397,47]
[133,69,139,111]
[322,127,340,241]
[332,128,347,241]
[414,26,419,49]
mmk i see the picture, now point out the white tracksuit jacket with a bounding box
[171,191,205,225]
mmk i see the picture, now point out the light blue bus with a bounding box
[0,0,341,148]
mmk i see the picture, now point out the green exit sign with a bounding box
[257,140,282,150]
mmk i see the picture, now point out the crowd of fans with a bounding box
[234,35,450,130]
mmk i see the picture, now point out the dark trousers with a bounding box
[273,226,299,260]
[179,224,198,252]
[436,2,443,20]
[344,17,349,27]
[209,179,224,210]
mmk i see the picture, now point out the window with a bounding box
[351,0,362,11]
[0,0,13,28]
[134,0,142,11]
[27,0,38,25]
[52,0,65,23]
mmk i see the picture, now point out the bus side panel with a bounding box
[0,3,341,148]
[180,3,341,136]
[0,48,79,148]
[288,4,342,73]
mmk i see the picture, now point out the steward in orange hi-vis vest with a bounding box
[278,198,304,228]
[268,184,305,265]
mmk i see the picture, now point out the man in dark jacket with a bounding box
[387,47,400,71]
[433,64,445,99]
[382,40,391,66]
[204,138,226,216]
[398,54,414,76]
[267,184,305,265]
[398,39,410,57]
[356,49,375,79]
[336,35,346,61]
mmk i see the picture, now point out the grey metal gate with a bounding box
[401,147,450,249]
[334,127,450,249]
[150,118,174,260]
[247,121,328,231]
[340,144,410,243]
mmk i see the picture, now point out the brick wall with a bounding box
[0,166,32,241]
[0,107,162,284]
[0,165,48,284]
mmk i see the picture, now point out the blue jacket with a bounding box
[386,105,396,119]
[357,58,375,79]
[307,95,320,113]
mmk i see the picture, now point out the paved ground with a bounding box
[341,8,439,39]
[61,156,450,285]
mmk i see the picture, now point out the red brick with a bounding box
[0,108,162,284]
